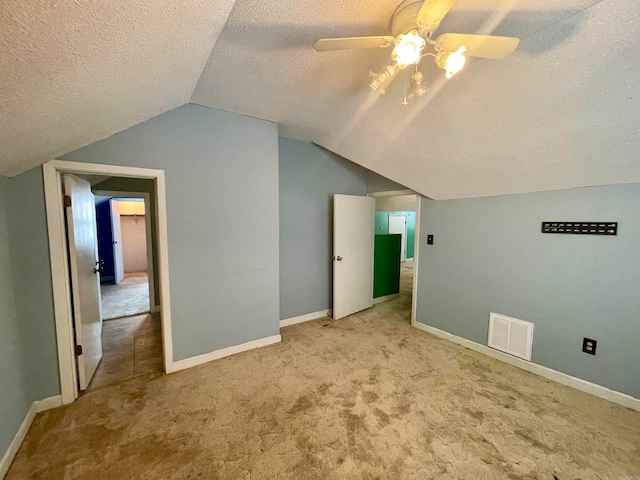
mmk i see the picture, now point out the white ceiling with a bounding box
[0,0,235,176]
[3,0,639,199]
[193,0,640,199]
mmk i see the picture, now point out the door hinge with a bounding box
[63,195,72,208]
[74,344,83,356]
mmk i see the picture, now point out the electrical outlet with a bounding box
[427,234,434,245]
[582,338,597,355]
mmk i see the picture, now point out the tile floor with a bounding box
[86,312,163,392]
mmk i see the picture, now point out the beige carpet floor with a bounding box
[8,263,640,479]
[101,273,150,320]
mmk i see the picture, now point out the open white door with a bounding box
[333,194,375,320]
[110,199,125,284]
[389,214,408,262]
[64,174,103,391]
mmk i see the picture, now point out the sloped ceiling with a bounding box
[193,0,640,199]
[0,0,235,177]
[3,0,639,199]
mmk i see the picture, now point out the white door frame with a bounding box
[43,160,173,405]
[93,191,156,314]
[388,213,408,262]
[368,189,421,326]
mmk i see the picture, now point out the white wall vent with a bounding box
[488,313,534,361]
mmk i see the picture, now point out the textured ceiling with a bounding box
[0,0,235,176]
[4,0,639,198]
[193,0,640,199]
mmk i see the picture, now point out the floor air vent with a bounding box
[488,313,534,361]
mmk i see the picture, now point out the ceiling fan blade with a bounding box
[436,33,520,59]
[313,36,395,52]
[417,0,458,29]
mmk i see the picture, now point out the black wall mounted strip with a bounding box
[541,222,617,235]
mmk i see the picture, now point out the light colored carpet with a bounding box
[101,273,150,320]
[8,268,640,479]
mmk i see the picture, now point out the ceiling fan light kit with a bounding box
[391,30,426,70]
[313,0,520,105]
[369,65,397,92]
[436,45,467,79]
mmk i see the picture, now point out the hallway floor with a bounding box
[101,272,150,320]
[400,260,413,297]
[8,287,640,478]
[87,313,162,392]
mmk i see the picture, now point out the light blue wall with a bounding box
[0,177,32,456]
[0,169,58,457]
[363,169,407,193]
[62,104,280,361]
[416,184,640,398]
[279,138,407,319]
[279,138,368,319]
[375,211,416,258]
[7,169,60,399]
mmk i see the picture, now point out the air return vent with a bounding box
[488,313,534,361]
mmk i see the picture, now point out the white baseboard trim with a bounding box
[0,395,62,478]
[34,395,63,413]
[373,293,400,305]
[280,309,331,328]
[412,322,640,412]
[171,334,282,372]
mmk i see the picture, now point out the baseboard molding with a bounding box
[34,395,63,413]
[0,395,62,478]
[412,322,640,412]
[373,293,400,305]
[280,309,331,328]
[171,334,282,372]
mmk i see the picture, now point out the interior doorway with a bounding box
[94,194,153,320]
[370,191,420,322]
[43,160,173,405]
[331,189,421,325]
[90,190,160,392]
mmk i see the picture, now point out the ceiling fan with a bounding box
[313,0,519,105]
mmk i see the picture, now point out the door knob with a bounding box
[336,256,342,261]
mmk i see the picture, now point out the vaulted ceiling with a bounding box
[2,0,639,199]
[0,0,235,176]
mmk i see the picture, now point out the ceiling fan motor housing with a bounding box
[391,0,429,36]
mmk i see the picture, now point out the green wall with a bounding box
[375,211,416,259]
[373,234,401,298]
[416,183,640,399]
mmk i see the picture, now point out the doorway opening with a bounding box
[90,188,161,391]
[331,190,421,325]
[94,195,152,320]
[370,191,420,324]
[44,160,173,405]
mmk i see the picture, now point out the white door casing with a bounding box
[333,194,375,320]
[388,214,408,262]
[110,199,125,284]
[64,174,103,391]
